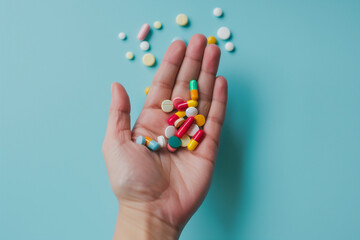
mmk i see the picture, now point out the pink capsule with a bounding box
[137,23,150,41]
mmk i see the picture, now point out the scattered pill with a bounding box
[180,134,191,147]
[161,99,174,112]
[207,36,217,44]
[168,111,186,125]
[145,87,150,95]
[165,126,176,138]
[137,23,150,41]
[217,26,231,40]
[145,136,160,151]
[194,114,206,127]
[176,13,189,26]
[118,32,127,40]
[168,136,182,148]
[213,7,223,17]
[177,100,198,111]
[186,107,198,117]
[126,51,134,60]
[142,53,156,66]
[140,41,150,51]
[157,136,166,148]
[153,21,162,29]
[167,143,177,152]
[187,130,205,151]
[187,124,199,137]
[174,118,185,128]
[189,80,198,100]
[136,136,146,145]
[225,42,235,52]
[176,116,195,138]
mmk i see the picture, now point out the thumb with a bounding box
[105,82,131,143]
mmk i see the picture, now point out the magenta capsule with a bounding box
[176,116,194,138]
[137,23,150,41]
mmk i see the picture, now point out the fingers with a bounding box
[171,34,207,100]
[197,44,221,117]
[200,76,228,155]
[144,40,186,109]
[105,83,131,143]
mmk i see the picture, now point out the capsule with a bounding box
[190,80,198,100]
[168,111,186,125]
[187,130,205,151]
[176,100,198,111]
[144,136,160,151]
[176,116,194,138]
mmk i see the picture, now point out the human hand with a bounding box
[102,34,228,239]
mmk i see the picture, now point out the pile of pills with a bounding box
[136,80,206,152]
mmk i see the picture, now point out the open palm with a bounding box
[103,34,228,234]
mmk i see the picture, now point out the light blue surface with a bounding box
[1,0,360,239]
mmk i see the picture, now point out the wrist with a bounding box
[114,202,179,240]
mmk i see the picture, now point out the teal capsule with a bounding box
[147,140,160,151]
[136,136,146,145]
[190,80,198,90]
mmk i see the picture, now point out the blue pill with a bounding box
[136,136,145,145]
[148,140,160,151]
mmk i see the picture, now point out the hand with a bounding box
[103,34,228,239]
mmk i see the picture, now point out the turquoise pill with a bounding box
[136,136,146,145]
[148,140,160,151]
[168,136,181,148]
[190,80,198,90]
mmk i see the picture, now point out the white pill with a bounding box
[161,99,174,112]
[165,126,176,138]
[213,7,223,17]
[174,118,185,128]
[225,42,235,52]
[176,13,189,26]
[157,136,166,148]
[180,134,191,147]
[125,51,134,60]
[187,124,199,137]
[186,107,198,117]
[217,26,231,40]
[118,32,126,40]
[153,21,162,29]
[140,41,150,51]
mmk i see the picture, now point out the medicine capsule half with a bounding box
[144,136,160,151]
[176,116,195,138]
[168,111,186,125]
[177,100,198,111]
[190,80,198,100]
[187,130,205,151]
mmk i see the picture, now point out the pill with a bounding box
[168,136,182,148]
[213,7,223,17]
[225,42,235,52]
[207,36,217,44]
[161,99,174,112]
[137,23,150,41]
[142,53,156,66]
[136,136,146,145]
[194,114,206,127]
[145,136,160,151]
[177,100,198,111]
[140,41,150,51]
[153,21,162,29]
[165,126,176,138]
[187,124,199,137]
[174,118,185,128]
[157,135,166,148]
[176,13,189,26]
[118,32,126,40]
[180,134,191,147]
[190,80,198,100]
[167,143,177,152]
[168,111,186,125]
[176,116,195,138]
[126,51,134,60]
[173,97,185,107]
[186,107,198,117]
[217,26,231,40]
[187,130,205,151]
[145,87,150,95]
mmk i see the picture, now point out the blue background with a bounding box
[1,0,360,239]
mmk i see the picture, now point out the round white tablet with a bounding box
[140,41,150,51]
[176,13,189,26]
[217,26,231,40]
[186,107,198,117]
[165,126,176,138]
[161,99,174,112]
[142,53,156,66]
[125,51,134,60]
[118,32,126,40]
[153,21,162,29]
[174,118,185,128]
[187,124,199,137]
[180,134,191,147]
[225,42,235,52]
[157,136,166,148]
[213,7,223,17]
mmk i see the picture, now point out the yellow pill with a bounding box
[187,139,199,151]
[145,87,150,95]
[176,13,189,26]
[125,51,134,60]
[142,53,156,66]
[153,21,162,29]
[187,100,198,108]
[207,36,217,44]
[175,111,186,118]
[194,114,206,127]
